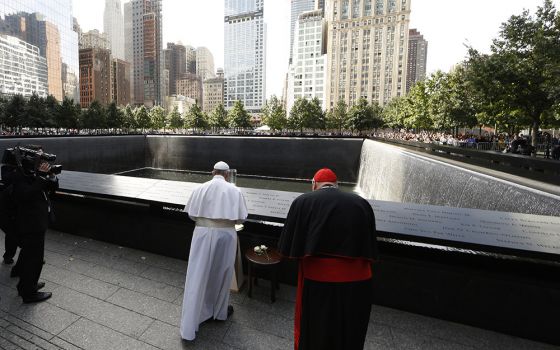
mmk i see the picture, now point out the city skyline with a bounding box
[66,0,560,100]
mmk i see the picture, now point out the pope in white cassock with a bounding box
[180,161,248,341]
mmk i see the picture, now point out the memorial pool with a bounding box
[118,167,357,193]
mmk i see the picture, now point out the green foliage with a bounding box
[168,106,183,130]
[466,0,560,148]
[228,100,251,129]
[185,104,208,130]
[106,102,124,129]
[122,105,137,130]
[347,98,383,132]
[262,95,287,131]
[80,101,106,130]
[55,97,80,129]
[150,105,167,130]
[208,104,229,130]
[326,99,349,133]
[135,105,151,130]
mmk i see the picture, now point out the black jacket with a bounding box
[12,171,58,234]
[278,187,378,261]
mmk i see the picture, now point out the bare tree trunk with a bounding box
[531,120,539,157]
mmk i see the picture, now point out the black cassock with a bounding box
[278,186,378,350]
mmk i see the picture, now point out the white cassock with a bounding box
[180,175,248,341]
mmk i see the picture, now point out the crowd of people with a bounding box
[372,130,560,160]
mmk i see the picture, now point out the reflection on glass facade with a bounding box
[0,0,79,101]
[0,34,48,97]
[224,0,266,113]
[289,0,314,64]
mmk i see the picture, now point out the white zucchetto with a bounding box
[213,161,229,171]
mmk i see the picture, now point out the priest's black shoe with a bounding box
[22,292,52,304]
[36,282,45,291]
[227,305,234,318]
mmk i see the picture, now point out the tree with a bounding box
[24,93,48,129]
[208,104,229,131]
[3,95,26,129]
[303,97,325,131]
[326,99,349,134]
[80,101,106,130]
[185,104,208,131]
[122,105,137,130]
[382,97,407,129]
[106,102,124,130]
[288,97,306,133]
[467,0,560,154]
[405,81,432,130]
[55,97,80,129]
[150,105,167,131]
[261,95,286,132]
[168,106,183,131]
[135,105,151,131]
[228,100,251,130]
[347,98,380,133]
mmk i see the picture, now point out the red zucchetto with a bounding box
[312,168,337,183]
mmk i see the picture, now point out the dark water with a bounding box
[118,168,357,193]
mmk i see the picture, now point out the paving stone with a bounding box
[58,318,158,350]
[3,316,55,343]
[0,327,37,350]
[0,334,25,350]
[5,324,60,350]
[139,320,235,350]
[7,302,80,336]
[49,287,153,338]
[40,265,118,301]
[227,302,293,339]
[223,322,292,350]
[242,293,294,320]
[83,264,183,302]
[49,337,83,350]
[106,288,182,326]
[139,266,186,288]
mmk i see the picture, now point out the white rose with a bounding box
[254,246,261,253]
[260,245,267,250]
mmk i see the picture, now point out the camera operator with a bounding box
[1,164,18,264]
[11,150,58,303]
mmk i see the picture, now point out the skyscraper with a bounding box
[104,0,125,60]
[326,0,411,108]
[176,73,203,105]
[195,47,215,81]
[79,29,110,50]
[186,45,196,74]
[406,28,427,93]
[0,0,79,101]
[203,69,224,113]
[130,0,163,107]
[289,0,314,64]
[287,9,327,112]
[123,1,134,101]
[79,47,112,107]
[0,34,48,98]
[224,0,266,113]
[164,42,187,96]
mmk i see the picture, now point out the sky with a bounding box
[73,0,559,99]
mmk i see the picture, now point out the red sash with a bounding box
[294,257,372,350]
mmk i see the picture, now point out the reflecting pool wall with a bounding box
[358,139,560,216]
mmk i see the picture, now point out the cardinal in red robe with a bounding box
[278,168,378,350]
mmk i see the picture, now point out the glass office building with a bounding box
[224,0,266,113]
[0,0,79,101]
[0,34,48,97]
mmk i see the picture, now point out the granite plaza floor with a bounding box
[0,229,557,350]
